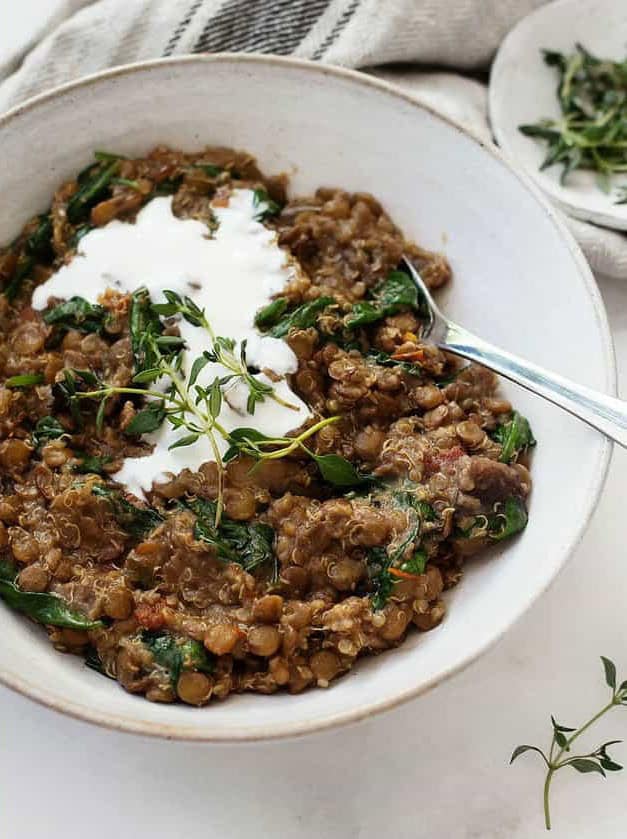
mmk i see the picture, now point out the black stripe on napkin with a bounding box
[163,0,205,56]
[311,0,360,60]
[192,0,332,56]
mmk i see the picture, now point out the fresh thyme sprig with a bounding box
[152,289,297,414]
[50,287,376,523]
[519,45,627,195]
[224,420,378,488]
[511,656,627,830]
[224,417,340,462]
[58,289,365,523]
[66,339,230,525]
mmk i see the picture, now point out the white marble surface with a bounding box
[3,8,627,838]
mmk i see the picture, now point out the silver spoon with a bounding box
[401,256,626,446]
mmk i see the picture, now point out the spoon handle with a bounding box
[442,321,625,446]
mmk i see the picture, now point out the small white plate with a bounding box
[490,0,627,231]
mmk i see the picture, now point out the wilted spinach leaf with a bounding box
[490,412,536,463]
[74,453,112,475]
[255,296,335,339]
[488,497,529,542]
[366,349,424,378]
[70,224,93,249]
[3,214,53,301]
[3,255,35,302]
[311,453,378,488]
[377,270,418,309]
[43,296,107,334]
[254,297,289,329]
[346,270,418,329]
[142,630,214,688]
[0,560,102,629]
[84,646,111,677]
[66,158,118,224]
[187,497,275,574]
[252,188,282,221]
[25,214,54,259]
[366,546,394,611]
[392,491,436,523]
[458,496,529,543]
[154,176,183,196]
[92,484,163,538]
[32,416,66,449]
[192,162,223,177]
[365,490,435,609]
[401,549,427,575]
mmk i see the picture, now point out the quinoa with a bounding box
[0,146,533,706]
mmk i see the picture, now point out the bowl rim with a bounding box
[0,52,616,742]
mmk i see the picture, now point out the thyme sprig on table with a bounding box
[519,45,627,195]
[511,657,627,830]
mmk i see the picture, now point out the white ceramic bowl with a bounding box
[0,55,615,741]
[490,0,627,231]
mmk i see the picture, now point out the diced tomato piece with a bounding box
[134,602,166,630]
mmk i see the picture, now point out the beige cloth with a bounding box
[1,0,626,278]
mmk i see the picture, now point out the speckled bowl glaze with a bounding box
[0,54,615,741]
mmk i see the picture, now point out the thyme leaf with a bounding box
[5,373,44,388]
[223,419,373,489]
[456,497,528,543]
[511,657,627,830]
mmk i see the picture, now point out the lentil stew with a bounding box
[0,146,534,706]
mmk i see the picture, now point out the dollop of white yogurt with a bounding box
[32,190,310,497]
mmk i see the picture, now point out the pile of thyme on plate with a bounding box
[519,44,627,201]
